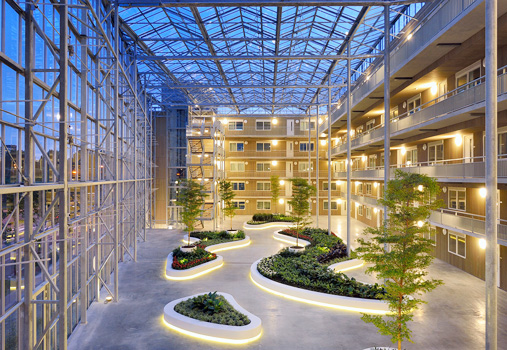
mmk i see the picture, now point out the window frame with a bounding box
[407,94,421,114]
[232,200,246,210]
[232,182,245,191]
[256,120,271,131]
[323,200,338,210]
[256,142,271,152]
[365,207,372,219]
[229,142,244,152]
[448,231,466,258]
[256,200,271,210]
[298,161,312,172]
[428,140,444,164]
[256,181,271,191]
[256,162,271,172]
[300,120,316,131]
[322,182,337,191]
[230,162,245,172]
[228,121,244,130]
[299,142,315,152]
[448,187,466,211]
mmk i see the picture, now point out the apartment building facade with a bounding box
[219,0,507,291]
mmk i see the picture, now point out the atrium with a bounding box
[0,0,506,349]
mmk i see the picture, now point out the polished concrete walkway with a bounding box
[69,216,507,350]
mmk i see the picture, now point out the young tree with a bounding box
[287,178,316,247]
[219,180,236,230]
[270,175,281,214]
[176,179,206,246]
[356,170,443,350]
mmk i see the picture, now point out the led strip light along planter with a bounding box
[250,259,388,314]
[166,235,251,280]
[242,221,294,230]
[162,292,262,344]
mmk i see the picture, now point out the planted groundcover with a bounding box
[174,292,251,326]
[247,213,297,225]
[258,228,386,299]
[172,245,217,270]
[190,230,245,247]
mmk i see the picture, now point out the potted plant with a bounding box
[287,178,315,253]
[270,175,282,214]
[356,170,443,350]
[176,178,206,252]
[219,180,237,234]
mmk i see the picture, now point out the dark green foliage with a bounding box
[249,213,297,224]
[356,170,444,350]
[317,242,348,264]
[175,179,207,245]
[219,180,236,230]
[174,293,251,326]
[192,291,224,314]
[190,230,246,247]
[257,227,384,299]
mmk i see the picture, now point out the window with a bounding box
[230,162,245,172]
[357,183,363,194]
[300,121,316,131]
[380,152,385,166]
[299,142,315,152]
[456,61,481,93]
[256,162,271,172]
[366,119,375,131]
[323,182,337,191]
[448,188,466,211]
[448,231,466,258]
[298,161,312,172]
[424,226,437,246]
[366,183,372,195]
[406,147,417,165]
[256,182,271,191]
[366,207,372,219]
[356,125,364,135]
[232,200,246,210]
[499,128,507,156]
[229,142,244,152]
[428,141,444,164]
[358,205,363,216]
[407,94,421,114]
[256,120,271,130]
[323,201,338,210]
[257,200,271,210]
[256,142,271,152]
[229,121,243,130]
[232,182,245,191]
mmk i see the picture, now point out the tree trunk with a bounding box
[230,216,233,230]
[398,340,401,350]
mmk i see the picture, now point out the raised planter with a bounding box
[180,235,251,253]
[226,229,238,235]
[163,292,262,344]
[328,258,364,273]
[179,246,196,253]
[250,259,389,314]
[288,246,305,254]
[242,221,294,230]
[165,252,224,280]
[272,231,311,248]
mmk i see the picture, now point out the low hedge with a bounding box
[247,213,297,225]
[174,293,251,326]
[172,245,217,270]
[257,227,385,299]
[189,230,245,247]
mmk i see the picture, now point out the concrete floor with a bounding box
[68,216,507,350]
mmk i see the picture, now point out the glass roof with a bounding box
[119,2,426,115]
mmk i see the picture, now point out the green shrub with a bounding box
[249,213,297,225]
[174,293,251,326]
[171,245,217,270]
[190,230,245,247]
[192,291,223,314]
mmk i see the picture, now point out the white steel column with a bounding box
[316,105,319,227]
[57,0,69,347]
[346,44,352,256]
[485,0,498,348]
[383,5,390,242]
[113,2,120,302]
[327,78,332,234]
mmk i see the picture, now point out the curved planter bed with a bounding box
[272,231,311,247]
[165,252,224,280]
[167,236,251,280]
[328,258,364,273]
[163,292,262,344]
[250,259,389,314]
[243,221,294,230]
[180,235,251,253]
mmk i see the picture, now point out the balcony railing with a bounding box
[331,64,507,157]
[429,209,507,242]
[225,125,314,137]
[333,157,507,180]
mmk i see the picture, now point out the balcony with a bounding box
[225,125,316,137]
[350,193,382,208]
[331,65,507,157]
[333,157,507,183]
[429,209,507,244]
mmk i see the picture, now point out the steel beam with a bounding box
[138,54,383,61]
[382,5,390,252]
[57,0,69,348]
[118,0,430,7]
[346,43,352,256]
